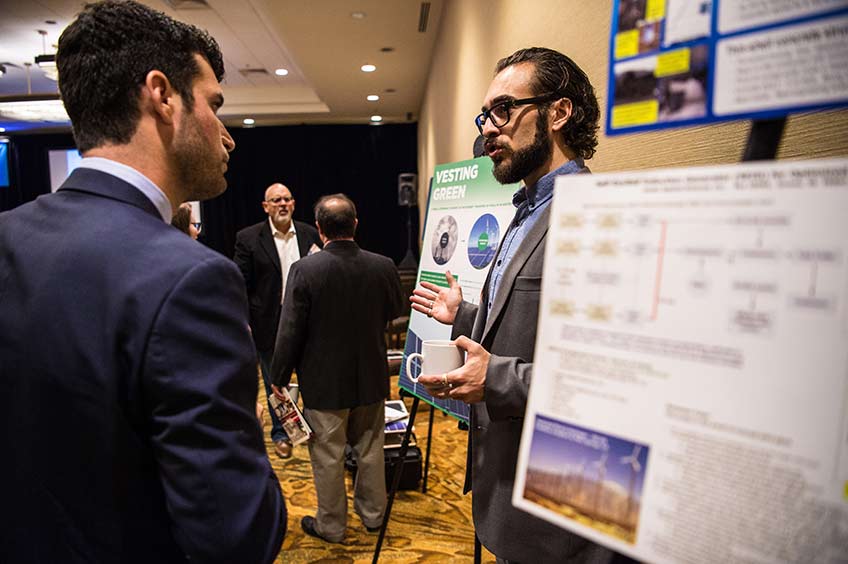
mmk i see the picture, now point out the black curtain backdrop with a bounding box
[1,123,419,264]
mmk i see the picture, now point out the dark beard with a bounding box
[174,111,226,201]
[491,111,552,185]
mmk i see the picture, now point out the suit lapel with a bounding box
[258,221,282,274]
[482,204,551,340]
[294,221,312,257]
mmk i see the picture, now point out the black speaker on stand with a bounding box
[397,172,419,270]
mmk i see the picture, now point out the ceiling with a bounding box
[0,0,444,133]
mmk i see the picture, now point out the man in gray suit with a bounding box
[412,48,617,563]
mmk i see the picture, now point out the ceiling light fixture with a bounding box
[274,68,288,76]
[367,95,379,101]
[370,115,382,122]
[243,118,255,125]
[360,64,376,73]
[0,127,6,133]
[351,11,366,19]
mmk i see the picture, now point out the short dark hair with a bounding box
[170,203,192,236]
[57,0,225,152]
[495,47,600,160]
[314,194,357,240]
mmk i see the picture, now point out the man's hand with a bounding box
[270,384,286,401]
[417,336,489,404]
[410,270,463,325]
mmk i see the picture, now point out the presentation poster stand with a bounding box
[372,157,517,562]
[513,157,848,562]
[398,156,519,420]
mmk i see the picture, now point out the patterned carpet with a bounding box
[260,376,496,563]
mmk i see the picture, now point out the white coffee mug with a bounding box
[405,339,463,383]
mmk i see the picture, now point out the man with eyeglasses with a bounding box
[411,48,627,563]
[234,182,322,459]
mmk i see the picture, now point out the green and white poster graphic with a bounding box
[399,157,519,421]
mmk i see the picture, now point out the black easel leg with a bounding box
[372,396,420,564]
[741,117,787,162]
[474,533,482,564]
[422,403,435,493]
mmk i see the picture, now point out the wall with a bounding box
[3,124,418,264]
[418,0,848,217]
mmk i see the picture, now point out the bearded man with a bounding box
[411,48,627,564]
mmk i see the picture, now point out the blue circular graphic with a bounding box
[467,214,500,269]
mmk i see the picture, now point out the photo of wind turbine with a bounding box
[522,415,650,543]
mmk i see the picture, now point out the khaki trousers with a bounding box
[304,401,386,541]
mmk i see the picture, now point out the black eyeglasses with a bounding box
[474,93,558,134]
[266,196,293,205]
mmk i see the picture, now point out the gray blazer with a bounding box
[452,171,613,563]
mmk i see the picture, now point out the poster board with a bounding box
[398,157,518,422]
[513,159,848,562]
[606,0,848,135]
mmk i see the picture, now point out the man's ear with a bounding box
[550,97,573,132]
[144,70,177,125]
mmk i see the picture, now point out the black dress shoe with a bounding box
[365,524,381,533]
[301,516,340,543]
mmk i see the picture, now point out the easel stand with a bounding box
[372,395,420,563]
[742,117,786,162]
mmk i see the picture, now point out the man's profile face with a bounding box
[173,54,235,201]
[263,184,295,228]
[480,62,554,186]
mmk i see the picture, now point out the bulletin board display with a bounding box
[606,0,848,135]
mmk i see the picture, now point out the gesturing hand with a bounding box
[409,270,463,325]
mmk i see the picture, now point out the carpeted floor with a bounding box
[259,375,496,563]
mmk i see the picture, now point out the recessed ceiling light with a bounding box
[370,115,382,122]
[360,64,376,73]
[243,118,255,125]
[351,11,366,19]
[367,95,379,101]
[0,127,6,133]
[274,68,289,76]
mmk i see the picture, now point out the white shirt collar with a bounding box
[76,157,173,222]
[269,217,297,238]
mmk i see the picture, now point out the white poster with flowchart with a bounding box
[513,159,848,563]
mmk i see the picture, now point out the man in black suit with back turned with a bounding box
[271,194,404,543]
[234,182,321,459]
[0,2,286,562]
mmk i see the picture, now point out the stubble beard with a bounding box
[491,111,553,185]
[174,110,226,201]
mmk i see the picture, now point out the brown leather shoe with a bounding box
[274,439,292,459]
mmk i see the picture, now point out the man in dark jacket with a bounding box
[0,2,286,562]
[272,194,404,543]
[234,182,321,458]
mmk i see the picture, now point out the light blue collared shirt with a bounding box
[76,157,173,223]
[487,158,585,311]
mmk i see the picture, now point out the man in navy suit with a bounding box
[0,2,286,563]
[234,182,321,459]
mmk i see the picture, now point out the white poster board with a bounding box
[514,159,848,563]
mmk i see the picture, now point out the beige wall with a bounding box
[417,0,848,216]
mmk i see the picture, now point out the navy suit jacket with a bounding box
[233,219,321,353]
[0,168,286,563]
